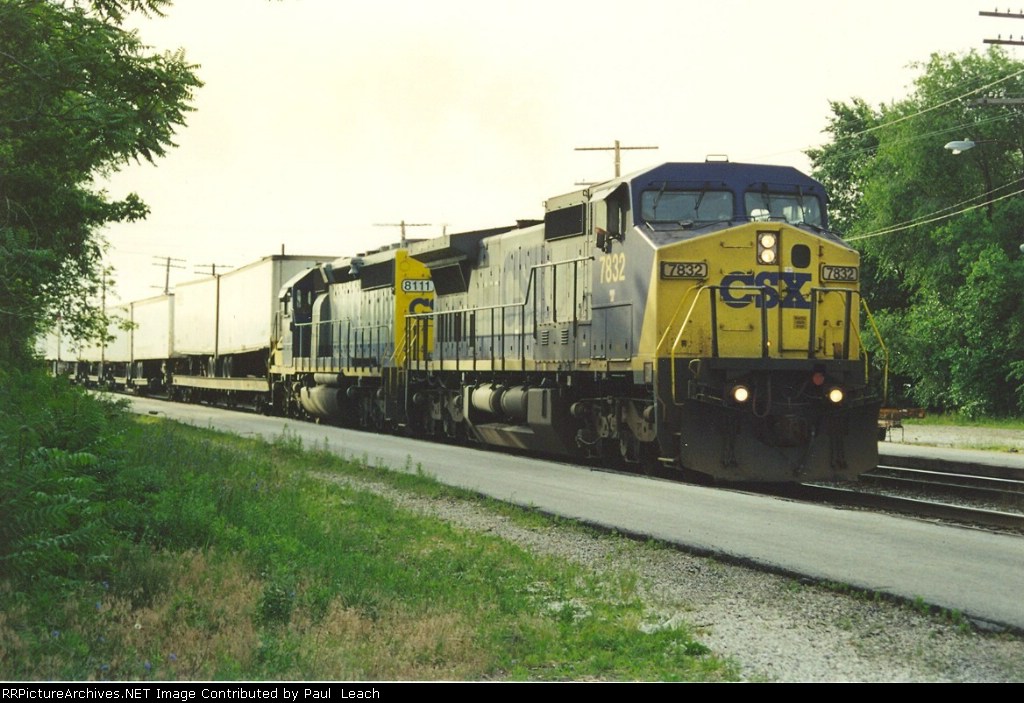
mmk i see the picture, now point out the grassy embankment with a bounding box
[905,414,1024,431]
[0,370,735,681]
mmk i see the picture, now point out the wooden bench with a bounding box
[878,407,926,441]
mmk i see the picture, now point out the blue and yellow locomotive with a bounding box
[277,160,882,482]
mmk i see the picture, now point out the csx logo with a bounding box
[408,297,434,315]
[720,271,813,309]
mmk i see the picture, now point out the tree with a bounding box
[809,49,1024,416]
[0,0,201,367]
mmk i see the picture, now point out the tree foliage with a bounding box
[809,49,1024,416]
[0,0,200,366]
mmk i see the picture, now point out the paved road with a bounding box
[128,397,1024,632]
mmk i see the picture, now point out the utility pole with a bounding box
[195,263,232,375]
[100,272,106,381]
[982,7,1024,45]
[98,267,113,383]
[575,139,659,178]
[152,255,186,294]
[374,220,431,245]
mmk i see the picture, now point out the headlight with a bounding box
[827,387,844,404]
[757,232,778,265]
[732,385,750,403]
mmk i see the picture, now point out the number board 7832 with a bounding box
[659,261,708,280]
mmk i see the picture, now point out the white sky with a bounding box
[101,0,1006,302]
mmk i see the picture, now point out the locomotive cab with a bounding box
[608,162,882,481]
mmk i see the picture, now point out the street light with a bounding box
[944,138,1013,154]
[944,139,1024,255]
[944,139,978,155]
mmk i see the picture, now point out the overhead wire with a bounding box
[847,185,1024,241]
[816,111,1019,164]
[831,63,1024,142]
[816,58,1024,242]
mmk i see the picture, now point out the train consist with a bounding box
[44,161,884,482]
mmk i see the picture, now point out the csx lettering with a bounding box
[720,271,812,309]
[408,297,434,314]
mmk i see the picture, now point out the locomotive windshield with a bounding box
[744,192,823,227]
[640,189,733,223]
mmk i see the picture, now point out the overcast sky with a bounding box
[101,0,1008,302]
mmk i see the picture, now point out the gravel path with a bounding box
[887,423,1024,452]
[315,468,1024,683]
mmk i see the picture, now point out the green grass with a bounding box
[904,414,1024,431]
[0,372,735,681]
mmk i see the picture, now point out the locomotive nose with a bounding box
[771,414,811,447]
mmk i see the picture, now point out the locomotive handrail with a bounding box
[668,285,712,404]
[860,298,890,405]
[806,287,855,361]
[404,255,593,321]
[807,288,887,397]
[291,318,391,373]
[668,284,888,405]
[669,285,771,403]
[403,255,592,373]
[656,284,703,354]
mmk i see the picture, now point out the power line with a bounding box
[374,221,431,245]
[846,185,1024,241]
[575,139,659,179]
[152,255,185,294]
[839,66,1024,142]
[194,263,232,276]
[982,7,1024,45]
[811,111,1020,164]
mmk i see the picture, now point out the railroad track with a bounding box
[864,462,1024,503]
[780,483,1024,533]
[782,455,1024,533]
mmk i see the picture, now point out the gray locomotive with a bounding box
[47,160,884,482]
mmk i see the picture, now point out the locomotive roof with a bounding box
[617,161,831,235]
[631,161,826,199]
[545,161,829,217]
[583,161,827,201]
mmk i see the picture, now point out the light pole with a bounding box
[945,139,1024,254]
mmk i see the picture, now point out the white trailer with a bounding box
[130,294,175,361]
[170,255,330,395]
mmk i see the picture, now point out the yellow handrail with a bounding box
[668,285,713,402]
[656,284,704,353]
[860,299,889,405]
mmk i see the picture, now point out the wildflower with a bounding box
[50,630,60,639]
[168,653,177,662]
[134,622,142,630]
[144,661,152,673]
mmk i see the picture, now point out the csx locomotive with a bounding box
[51,160,883,482]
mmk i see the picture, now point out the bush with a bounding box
[0,369,126,586]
